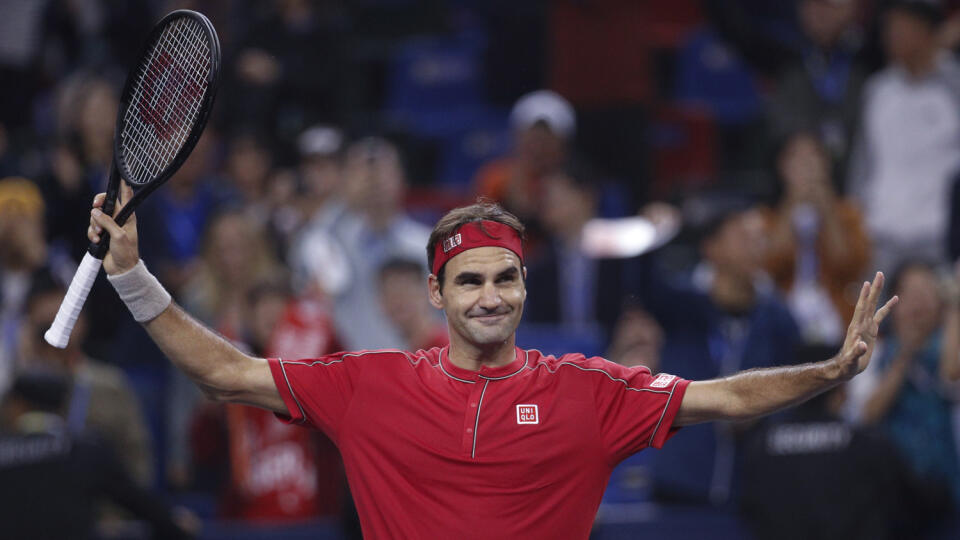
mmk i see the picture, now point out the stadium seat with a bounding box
[648,104,717,199]
[516,323,605,359]
[673,28,762,126]
[385,34,487,138]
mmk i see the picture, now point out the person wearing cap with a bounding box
[0,177,51,395]
[848,0,960,274]
[473,90,575,225]
[294,124,346,229]
[83,179,896,538]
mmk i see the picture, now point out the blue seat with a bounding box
[435,106,510,186]
[386,34,487,138]
[516,323,605,359]
[673,28,762,126]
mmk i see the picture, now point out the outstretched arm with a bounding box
[89,185,285,413]
[675,272,898,426]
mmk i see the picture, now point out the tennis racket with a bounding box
[45,9,221,348]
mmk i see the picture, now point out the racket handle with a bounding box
[44,252,103,348]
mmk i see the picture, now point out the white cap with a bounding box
[298,125,344,157]
[509,90,576,138]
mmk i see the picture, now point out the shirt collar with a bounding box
[439,346,527,383]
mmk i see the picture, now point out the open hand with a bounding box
[834,272,899,380]
[88,182,139,275]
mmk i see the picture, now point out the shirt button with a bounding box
[466,428,473,434]
[470,402,477,407]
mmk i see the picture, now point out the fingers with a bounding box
[866,271,885,314]
[117,182,137,224]
[118,182,133,209]
[91,207,126,239]
[850,281,870,326]
[874,295,899,323]
[92,192,106,208]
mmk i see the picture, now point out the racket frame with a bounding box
[91,9,221,258]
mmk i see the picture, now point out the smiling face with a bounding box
[428,247,526,353]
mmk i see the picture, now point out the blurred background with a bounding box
[1,0,960,538]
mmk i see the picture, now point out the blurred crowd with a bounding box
[2,0,960,538]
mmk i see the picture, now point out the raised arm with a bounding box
[89,184,285,413]
[675,272,898,426]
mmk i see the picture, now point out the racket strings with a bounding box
[121,17,212,184]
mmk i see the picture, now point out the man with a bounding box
[18,278,154,486]
[524,163,635,335]
[378,258,448,351]
[636,197,803,505]
[85,182,895,539]
[848,0,960,273]
[0,372,195,539]
[289,136,430,350]
[473,90,574,224]
[766,0,868,175]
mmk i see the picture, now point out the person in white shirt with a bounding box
[849,0,960,274]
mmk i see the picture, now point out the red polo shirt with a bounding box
[268,346,689,539]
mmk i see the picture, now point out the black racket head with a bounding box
[113,10,221,189]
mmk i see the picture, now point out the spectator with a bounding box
[169,210,285,488]
[292,124,346,233]
[852,260,960,507]
[222,130,275,227]
[223,0,347,142]
[638,197,801,505]
[605,307,665,371]
[0,177,73,395]
[290,137,430,350]
[849,0,960,273]
[180,210,285,334]
[0,372,195,540]
[378,258,448,351]
[600,306,665,505]
[762,131,871,346]
[524,163,638,335]
[191,281,343,522]
[137,130,225,297]
[16,278,154,486]
[474,90,574,227]
[742,347,944,540]
[767,0,869,174]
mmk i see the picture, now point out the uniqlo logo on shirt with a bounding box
[650,373,676,388]
[516,404,539,424]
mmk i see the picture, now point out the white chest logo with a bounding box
[516,404,539,424]
[650,373,676,388]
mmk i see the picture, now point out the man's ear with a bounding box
[522,266,528,301]
[428,274,444,309]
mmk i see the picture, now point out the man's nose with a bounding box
[477,281,502,309]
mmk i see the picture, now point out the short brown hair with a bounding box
[427,201,525,288]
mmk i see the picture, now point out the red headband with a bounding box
[432,220,523,275]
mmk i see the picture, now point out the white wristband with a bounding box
[107,259,172,323]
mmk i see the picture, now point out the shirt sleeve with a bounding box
[268,352,365,440]
[587,357,690,464]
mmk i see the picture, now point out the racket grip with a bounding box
[44,252,103,348]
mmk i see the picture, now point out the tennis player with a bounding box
[87,184,896,539]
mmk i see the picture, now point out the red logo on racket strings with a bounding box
[137,52,204,140]
[516,404,539,425]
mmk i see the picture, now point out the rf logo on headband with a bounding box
[442,233,462,253]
